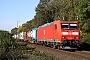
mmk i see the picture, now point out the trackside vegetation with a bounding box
[0,30,58,60]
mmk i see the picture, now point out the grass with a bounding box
[20,46,58,60]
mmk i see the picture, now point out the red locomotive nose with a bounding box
[68,37,75,40]
[62,31,79,40]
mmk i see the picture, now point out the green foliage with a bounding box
[76,0,90,27]
[34,0,53,27]
[11,27,18,34]
[0,30,24,60]
[17,26,23,33]
[81,33,90,44]
[22,49,56,60]
[35,0,52,12]
[75,0,90,44]
[26,19,37,30]
[0,30,17,49]
[45,0,80,20]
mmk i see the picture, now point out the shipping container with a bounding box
[24,31,28,41]
[27,30,32,42]
[19,32,24,40]
[32,28,37,40]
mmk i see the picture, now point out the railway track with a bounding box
[58,50,90,59]
[69,51,90,59]
[19,41,90,60]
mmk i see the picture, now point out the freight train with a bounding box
[13,20,80,49]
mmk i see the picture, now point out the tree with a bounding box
[0,30,21,59]
[17,26,23,33]
[76,0,90,32]
[35,0,52,12]
[11,27,18,34]
[75,0,90,44]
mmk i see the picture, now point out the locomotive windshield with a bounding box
[70,24,78,30]
[61,24,69,29]
[61,24,78,30]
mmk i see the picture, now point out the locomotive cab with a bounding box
[59,21,80,49]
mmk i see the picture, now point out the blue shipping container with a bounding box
[32,28,37,40]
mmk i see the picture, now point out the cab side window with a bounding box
[55,24,57,29]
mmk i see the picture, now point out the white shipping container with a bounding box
[19,32,24,40]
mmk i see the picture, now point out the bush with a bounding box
[0,30,24,60]
[81,33,90,44]
[80,32,90,51]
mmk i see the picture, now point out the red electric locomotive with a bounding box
[37,20,80,49]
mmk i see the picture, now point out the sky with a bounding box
[0,0,39,31]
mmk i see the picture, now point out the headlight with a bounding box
[62,32,68,35]
[72,32,78,35]
[62,36,65,39]
[75,37,79,40]
[62,36,66,40]
[76,37,78,39]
